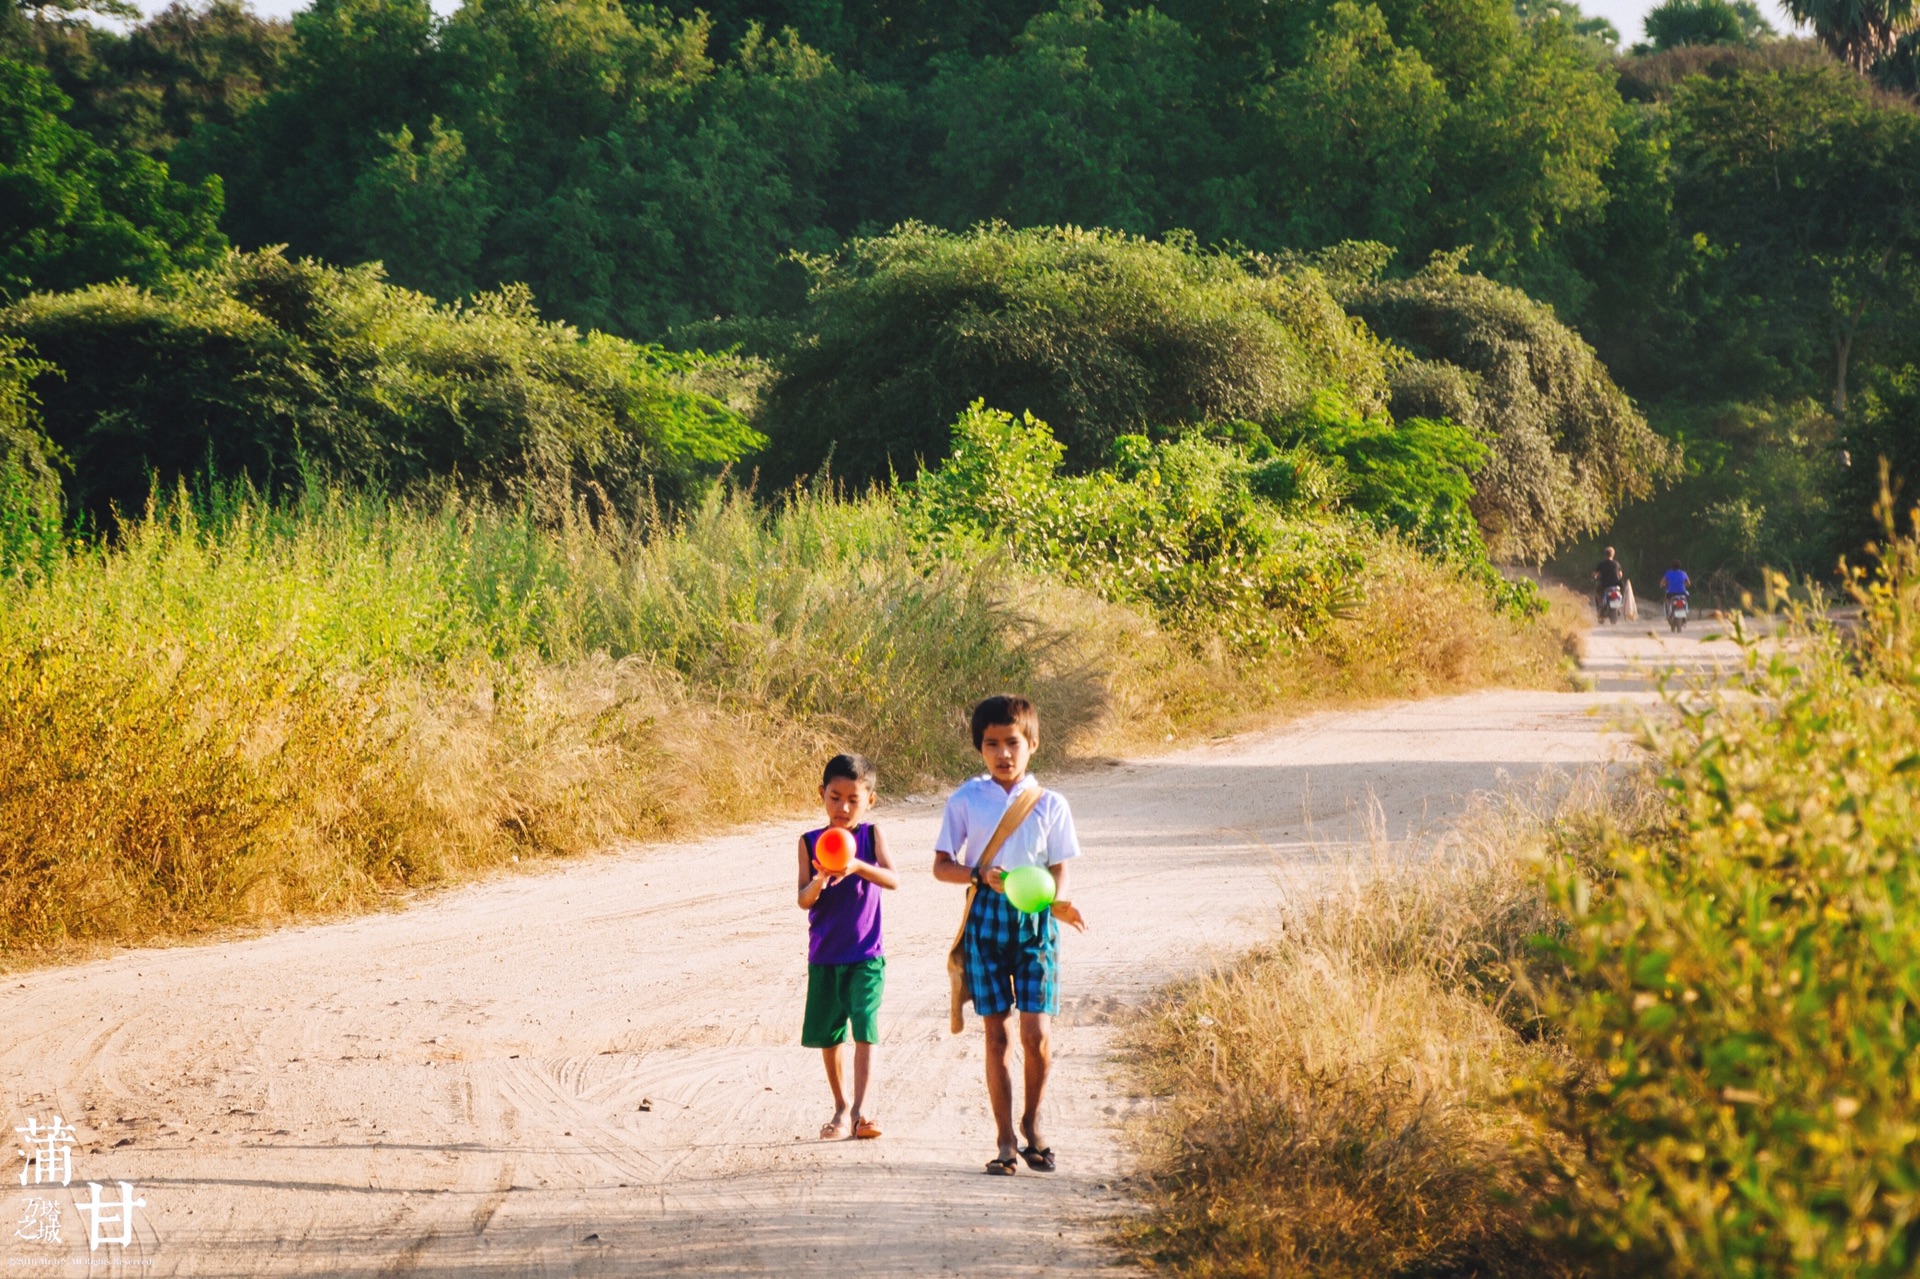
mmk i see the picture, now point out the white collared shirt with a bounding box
[935,774,1081,871]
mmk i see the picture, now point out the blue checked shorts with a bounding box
[962,887,1059,1017]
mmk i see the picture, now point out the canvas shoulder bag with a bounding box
[946,784,1046,1035]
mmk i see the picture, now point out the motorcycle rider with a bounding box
[1662,560,1690,615]
[1593,547,1626,616]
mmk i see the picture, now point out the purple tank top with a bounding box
[806,824,883,965]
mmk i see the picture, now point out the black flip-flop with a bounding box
[984,1155,1019,1176]
[1018,1144,1056,1172]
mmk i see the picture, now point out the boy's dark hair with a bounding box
[970,695,1039,750]
[822,753,877,789]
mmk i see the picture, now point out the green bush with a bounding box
[911,401,1395,651]
[1348,255,1678,563]
[2,249,763,520]
[1272,388,1488,561]
[749,222,1394,484]
[1535,502,1920,1275]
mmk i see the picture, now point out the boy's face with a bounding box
[820,777,873,828]
[978,722,1034,785]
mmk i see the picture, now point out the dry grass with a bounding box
[1073,552,1585,756]
[1120,771,1659,1279]
[0,487,1577,964]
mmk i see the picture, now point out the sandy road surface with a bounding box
[1,628,1732,1277]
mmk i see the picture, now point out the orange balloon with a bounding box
[815,827,856,874]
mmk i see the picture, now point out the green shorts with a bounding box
[802,957,885,1047]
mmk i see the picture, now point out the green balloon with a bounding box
[1002,865,1057,914]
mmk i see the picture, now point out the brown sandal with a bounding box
[985,1155,1018,1175]
[853,1118,882,1139]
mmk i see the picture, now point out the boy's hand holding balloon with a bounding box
[813,826,856,875]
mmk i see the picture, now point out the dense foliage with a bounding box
[1,249,762,519]
[0,55,224,299]
[0,336,61,576]
[750,224,1393,482]
[1535,506,1920,1274]
[2,0,1630,338]
[171,0,858,336]
[1553,53,1920,591]
[912,403,1360,651]
[1349,258,1678,562]
[5,0,290,156]
[0,440,1570,953]
[911,400,1541,651]
[749,226,1664,563]
[1638,0,1773,51]
[3,0,1919,580]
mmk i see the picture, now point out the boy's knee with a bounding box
[982,1013,1013,1046]
[1018,1012,1050,1047]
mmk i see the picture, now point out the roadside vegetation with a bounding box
[0,219,1614,960]
[0,403,1578,959]
[1126,497,1920,1278]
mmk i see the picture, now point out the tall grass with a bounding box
[1127,496,1920,1279]
[1122,774,1655,1279]
[0,480,1570,959]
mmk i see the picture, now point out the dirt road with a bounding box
[1,628,1729,1277]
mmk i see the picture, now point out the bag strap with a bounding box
[976,784,1045,877]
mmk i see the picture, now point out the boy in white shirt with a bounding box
[933,695,1088,1175]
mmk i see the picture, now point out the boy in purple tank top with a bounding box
[796,753,898,1139]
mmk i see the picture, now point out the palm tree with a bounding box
[1782,0,1917,72]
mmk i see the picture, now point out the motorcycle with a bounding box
[1598,584,1623,624]
[1666,593,1688,634]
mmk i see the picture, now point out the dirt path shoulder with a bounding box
[0,630,1722,1277]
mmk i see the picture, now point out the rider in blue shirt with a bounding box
[1662,561,1690,598]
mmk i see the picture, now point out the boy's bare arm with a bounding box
[851,827,901,890]
[798,836,835,908]
[1049,861,1088,931]
[933,850,976,885]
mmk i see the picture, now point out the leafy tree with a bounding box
[1640,0,1774,50]
[916,0,1215,234]
[438,4,859,335]
[7,0,290,157]
[341,117,491,301]
[684,0,1049,80]
[195,0,859,338]
[0,55,225,299]
[1156,0,1623,306]
[1667,64,1920,414]
[1226,1,1450,253]
[180,0,438,265]
[1348,254,1677,561]
[1,249,762,519]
